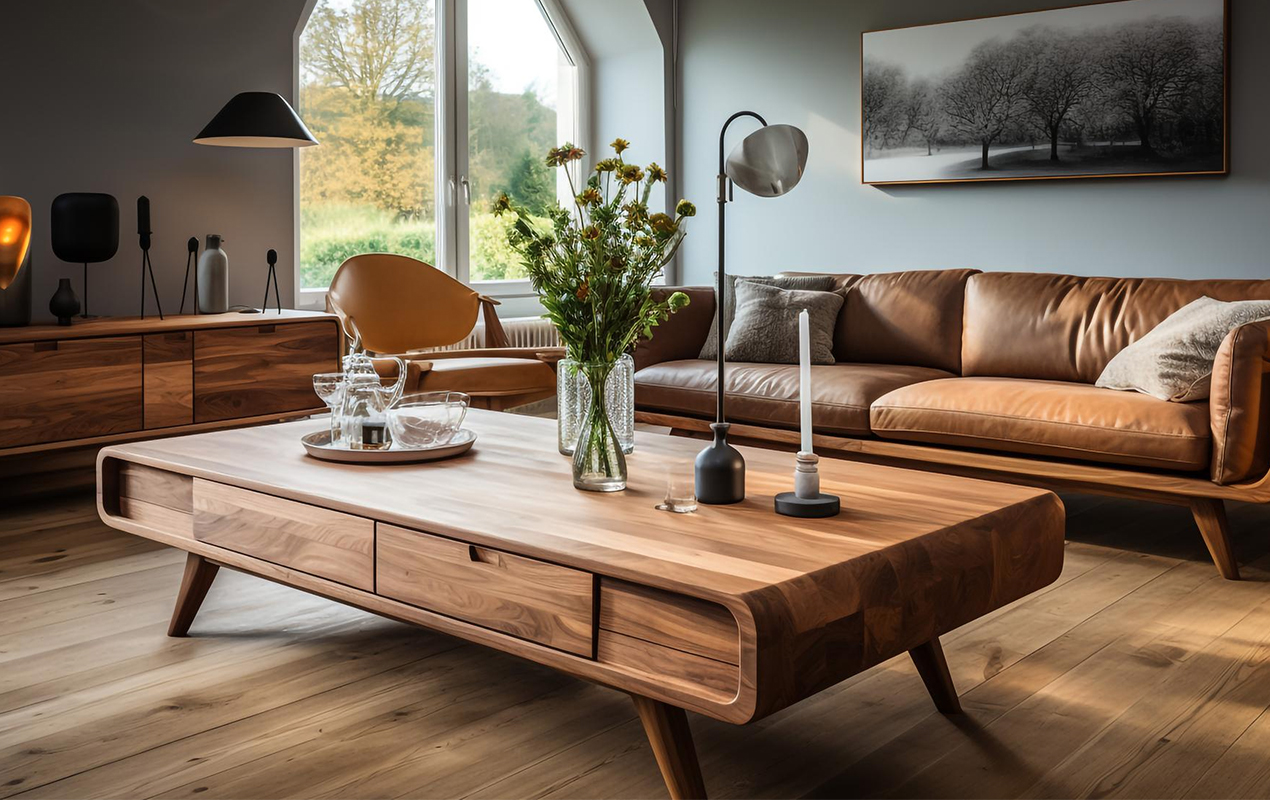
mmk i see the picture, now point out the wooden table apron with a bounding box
[96,410,1064,794]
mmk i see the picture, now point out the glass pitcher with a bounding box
[338,354,406,450]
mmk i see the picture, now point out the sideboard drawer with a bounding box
[144,331,193,429]
[193,320,337,423]
[0,336,142,448]
[192,479,374,590]
[376,524,595,657]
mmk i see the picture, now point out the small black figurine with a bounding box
[178,236,199,314]
[49,278,81,326]
[261,248,281,314]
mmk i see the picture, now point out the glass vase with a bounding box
[572,360,628,492]
[558,354,634,456]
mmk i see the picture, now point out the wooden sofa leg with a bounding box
[1191,498,1240,581]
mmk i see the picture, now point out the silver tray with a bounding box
[301,428,477,464]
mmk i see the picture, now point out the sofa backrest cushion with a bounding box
[788,269,974,374]
[963,273,1270,384]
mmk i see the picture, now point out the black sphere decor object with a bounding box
[49,278,81,326]
[694,422,745,505]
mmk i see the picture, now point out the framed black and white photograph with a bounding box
[861,0,1229,185]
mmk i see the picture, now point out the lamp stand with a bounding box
[138,235,164,321]
[694,110,767,505]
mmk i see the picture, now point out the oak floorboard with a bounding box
[3,489,1270,799]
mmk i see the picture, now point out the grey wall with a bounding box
[0,0,308,321]
[677,0,1269,286]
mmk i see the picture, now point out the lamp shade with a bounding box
[725,124,809,198]
[0,196,31,291]
[194,92,318,148]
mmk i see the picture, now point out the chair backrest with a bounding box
[326,253,481,354]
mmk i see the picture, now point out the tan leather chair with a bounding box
[326,253,558,411]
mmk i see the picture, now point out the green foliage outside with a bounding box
[298,0,559,289]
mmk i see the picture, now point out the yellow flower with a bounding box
[635,235,655,248]
[618,164,644,184]
[491,193,512,216]
[594,158,619,173]
[611,138,630,155]
[645,163,668,183]
[581,225,602,241]
[649,213,676,234]
[577,188,602,206]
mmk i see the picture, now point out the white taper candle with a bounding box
[798,309,812,454]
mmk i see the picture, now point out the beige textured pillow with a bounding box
[723,281,843,365]
[1096,297,1270,402]
[699,273,837,360]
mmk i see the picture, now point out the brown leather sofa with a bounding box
[634,270,1270,580]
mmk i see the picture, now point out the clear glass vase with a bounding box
[572,360,628,492]
[558,353,634,456]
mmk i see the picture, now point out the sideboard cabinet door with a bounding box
[0,337,143,448]
[193,321,337,423]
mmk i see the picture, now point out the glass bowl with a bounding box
[387,392,470,449]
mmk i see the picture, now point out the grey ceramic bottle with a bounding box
[197,235,229,313]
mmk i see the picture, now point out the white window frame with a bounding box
[294,0,590,310]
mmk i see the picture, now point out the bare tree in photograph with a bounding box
[942,39,1031,169]
[1020,29,1101,161]
[1101,18,1200,157]
[907,80,944,156]
[862,59,905,156]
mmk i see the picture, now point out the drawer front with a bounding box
[596,579,740,702]
[376,523,594,657]
[0,336,142,448]
[193,320,338,423]
[193,479,374,590]
[144,331,193,429]
[599,579,739,664]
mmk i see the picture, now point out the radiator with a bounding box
[436,316,560,351]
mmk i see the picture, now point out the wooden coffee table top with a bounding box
[99,409,1064,724]
[104,409,1059,596]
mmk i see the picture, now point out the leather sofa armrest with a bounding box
[632,286,716,372]
[1210,320,1270,484]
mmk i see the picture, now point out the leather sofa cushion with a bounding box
[414,356,556,397]
[963,272,1270,384]
[635,359,953,436]
[871,377,1211,471]
[780,270,977,372]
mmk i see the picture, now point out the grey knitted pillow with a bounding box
[723,281,843,365]
[699,273,837,360]
[1096,296,1270,402]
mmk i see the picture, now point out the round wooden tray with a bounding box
[301,428,477,464]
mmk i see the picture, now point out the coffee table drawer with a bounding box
[376,523,594,657]
[192,479,374,591]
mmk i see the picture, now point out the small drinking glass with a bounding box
[312,372,346,446]
[656,463,698,513]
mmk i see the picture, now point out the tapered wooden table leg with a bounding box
[1191,498,1240,580]
[909,636,962,714]
[631,694,707,800]
[168,553,220,637]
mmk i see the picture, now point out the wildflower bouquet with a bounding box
[492,137,693,364]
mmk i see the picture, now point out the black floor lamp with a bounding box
[695,113,810,505]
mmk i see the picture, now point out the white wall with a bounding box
[676,0,1269,286]
[0,0,308,321]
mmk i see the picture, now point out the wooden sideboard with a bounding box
[0,311,341,457]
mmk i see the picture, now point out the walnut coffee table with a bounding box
[97,410,1064,799]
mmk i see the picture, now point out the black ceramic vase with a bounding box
[49,278,81,326]
[694,422,746,504]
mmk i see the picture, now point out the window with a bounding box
[297,0,584,300]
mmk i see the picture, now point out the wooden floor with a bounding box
[2,489,1269,799]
